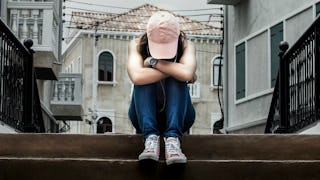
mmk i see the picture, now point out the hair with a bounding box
[137,31,187,61]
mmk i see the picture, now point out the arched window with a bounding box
[98,51,114,81]
[97,117,112,133]
[212,56,223,87]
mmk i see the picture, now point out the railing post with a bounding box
[315,21,320,122]
[23,38,36,132]
[276,41,290,133]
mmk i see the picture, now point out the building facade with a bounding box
[61,4,223,134]
[208,0,320,133]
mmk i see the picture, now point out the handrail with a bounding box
[265,15,320,133]
[0,18,44,132]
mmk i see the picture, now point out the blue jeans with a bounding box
[128,77,195,139]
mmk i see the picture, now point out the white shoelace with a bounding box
[166,138,181,154]
[145,136,158,152]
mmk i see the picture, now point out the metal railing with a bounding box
[0,18,44,132]
[265,16,320,133]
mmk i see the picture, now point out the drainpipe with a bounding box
[223,5,229,130]
[58,0,63,66]
[92,22,99,134]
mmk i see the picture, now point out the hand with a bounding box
[144,57,152,67]
[187,73,197,84]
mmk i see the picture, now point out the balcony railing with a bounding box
[188,82,200,98]
[0,18,44,132]
[51,74,82,105]
[7,0,59,59]
[265,16,320,133]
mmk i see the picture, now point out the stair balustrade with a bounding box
[0,18,44,132]
[265,15,320,133]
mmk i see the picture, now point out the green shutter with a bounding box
[270,22,283,87]
[316,2,320,17]
[236,43,246,100]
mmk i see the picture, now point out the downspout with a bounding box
[58,0,63,65]
[223,5,229,129]
[92,22,99,134]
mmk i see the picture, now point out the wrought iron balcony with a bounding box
[51,74,83,121]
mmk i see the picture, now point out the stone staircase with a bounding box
[0,134,320,180]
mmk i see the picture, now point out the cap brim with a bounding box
[148,39,178,59]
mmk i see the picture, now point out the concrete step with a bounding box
[0,134,320,160]
[1,158,319,180]
[1,134,320,179]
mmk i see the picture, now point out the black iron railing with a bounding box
[265,16,320,133]
[0,18,44,132]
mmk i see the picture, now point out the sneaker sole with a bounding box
[138,154,159,162]
[166,157,187,165]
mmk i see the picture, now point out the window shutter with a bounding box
[236,43,246,100]
[270,22,283,88]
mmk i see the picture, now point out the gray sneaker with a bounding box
[138,135,160,161]
[164,137,187,165]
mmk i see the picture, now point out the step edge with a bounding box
[1,157,320,163]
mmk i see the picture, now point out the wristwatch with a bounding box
[149,58,158,68]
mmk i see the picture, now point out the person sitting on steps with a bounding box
[127,11,197,165]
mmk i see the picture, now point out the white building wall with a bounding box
[224,0,319,133]
[0,124,18,133]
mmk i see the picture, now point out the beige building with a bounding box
[60,4,223,134]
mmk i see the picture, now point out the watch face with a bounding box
[150,58,157,66]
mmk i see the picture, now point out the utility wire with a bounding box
[66,0,131,10]
[65,21,223,29]
[66,13,224,20]
[65,0,222,12]
[65,6,223,18]
[65,25,223,32]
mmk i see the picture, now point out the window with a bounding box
[270,22,283,87]
[97,117,112,133]
[236,42,246,100]
[212,56,223,87]
[98,51,114,81]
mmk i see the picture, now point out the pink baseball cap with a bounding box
[147,11,180,59]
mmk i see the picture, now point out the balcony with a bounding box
[7,0,61,80]
[188,83,200,98]
[51,74,82,121]
[207,0,241,5]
